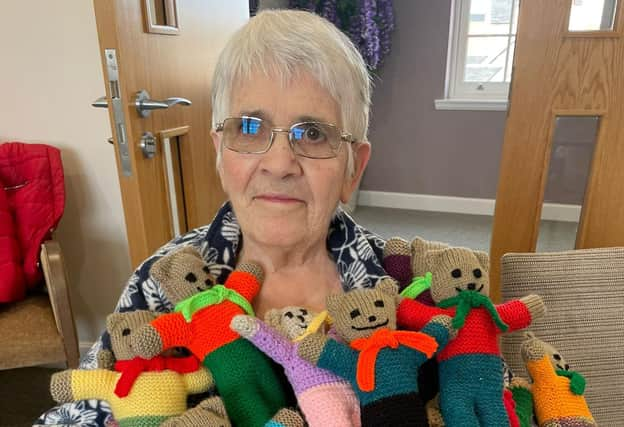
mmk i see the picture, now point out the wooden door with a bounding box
[93,0,248,268]
[490,0,624,302]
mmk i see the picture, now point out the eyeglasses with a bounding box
[215,116,355,159]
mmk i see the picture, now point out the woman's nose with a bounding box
[260,132,301,177]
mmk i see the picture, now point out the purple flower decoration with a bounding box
[289,0,395,70]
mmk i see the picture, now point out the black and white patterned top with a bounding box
[35,201,390,426]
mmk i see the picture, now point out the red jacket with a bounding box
[0,142,64,303]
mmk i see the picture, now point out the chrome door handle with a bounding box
[92,96,108,108]
[135,89,191,117]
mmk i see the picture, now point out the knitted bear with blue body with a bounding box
[396,245,546,427]
[383,236,528,427]
[296,277,455,427]
[49,309,218,427]
[231,306,361,427]
[129,246,296,427]
[521,331,597,427]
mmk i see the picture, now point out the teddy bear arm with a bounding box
[152,312,194,350]
[183,366,215,394]
[496,299,536,332]
[397,298,443,330]
[421,316,453,354]
[68,369,116,402]
[245,318,295,365]
[225,270,261,302]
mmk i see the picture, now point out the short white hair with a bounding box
[211,9,372,174]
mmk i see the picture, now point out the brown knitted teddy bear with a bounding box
[50,310,219,427]
[297,278,454,427]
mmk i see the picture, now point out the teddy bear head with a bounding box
[523,332,570,371]
[150,246,216,305]
[326,278,399,342]
[264,306,317,340]
[424,247,490,304]
[411,236,449,278]
[106,310,159,361]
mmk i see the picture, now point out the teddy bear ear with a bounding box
[424,248,448,271]
[474,250,490,271]
[410,236,427,254]
[106,313,125,332]
[377,277,399,296]
[264,309,282,328]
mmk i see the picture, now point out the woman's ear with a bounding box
[210,129,221,154]
[340,141,371,203]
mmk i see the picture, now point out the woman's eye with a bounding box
[295,124,327,143]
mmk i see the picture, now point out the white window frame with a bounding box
[435,0,518,111]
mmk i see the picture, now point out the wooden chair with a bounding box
[0,239,79,370]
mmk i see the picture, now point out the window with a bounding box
[436,0,519,111]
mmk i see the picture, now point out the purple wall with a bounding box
[361,0,506,199]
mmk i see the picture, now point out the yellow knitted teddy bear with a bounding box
[50,310,216,427]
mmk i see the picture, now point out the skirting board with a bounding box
[357,191,582,223]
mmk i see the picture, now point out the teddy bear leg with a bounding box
[438,358,481,427]
[203,339,291,427]
[360,392,427,427]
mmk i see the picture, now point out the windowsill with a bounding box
[434,98,509,111]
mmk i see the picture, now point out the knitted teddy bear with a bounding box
[521,332,596,427]
[396,246,546,427]
[130,247,291,427]
[296,278,455,427]
[231,306,361,427]
[50,310,217,427]
[384,237,524,427]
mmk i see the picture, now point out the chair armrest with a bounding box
[40,240,80,368]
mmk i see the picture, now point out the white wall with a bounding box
[1,0,130,345]
[0,0,249,347]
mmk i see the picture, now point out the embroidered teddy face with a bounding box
[150,246,217,305]
[543,340,570,371]
[327,279,399,342]
[425,247,490,303]
[265,306,316,340]
[106,310,158,361]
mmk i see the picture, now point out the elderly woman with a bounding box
[37,9,390,426]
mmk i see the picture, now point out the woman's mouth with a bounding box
[255,194,303,204]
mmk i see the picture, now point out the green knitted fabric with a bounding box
[438,290,509,332]
[510,385,534,427]
[119,415,168,427]
[400,272,432,299]
[556,370,586,395]
[174,285,254,321]
[204,338,290,427]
